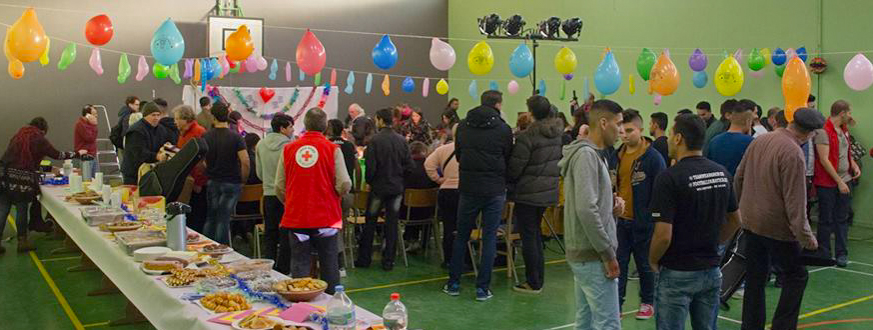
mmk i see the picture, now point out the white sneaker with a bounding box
[340,269,347,278]
[732,288,744,300]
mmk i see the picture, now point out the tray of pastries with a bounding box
[197,292,251,313]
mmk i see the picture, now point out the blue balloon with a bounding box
[268,58,278,80]
[509,43,534,78]
[594,51,621,96]
[402,76,415,93]
[150,19,185,66]
[372,34,398,70]
[298,68,305,81]
[345,71,355,94]
[469,80,478,99]
[583,77,590,99]
[200,59,209,82]
[489,80,499,92]
[692,71,707,88]
[772,48,786,66]
[365,73,373,94]
[538,79,546,96]
[797,46,808,62]
[210,58,221,79]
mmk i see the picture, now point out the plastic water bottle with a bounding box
[382,293,407,330]
[326,285,356,330]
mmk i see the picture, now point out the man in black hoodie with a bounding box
[121,103,174,184]
[154,98,180,145]
[443,90,513,301]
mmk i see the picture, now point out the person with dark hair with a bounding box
[196,96,214,130]
[514,112,533,136]
[436,109,460,145]
[812,100,859,268]
[507,95,564,294]
[400,141,439,252]
[735,108,823,330]
[202,102,250,244]
[446,97,460,113]
[705,101,754,176]
[773,110,788,129]
[113,96,141,150]
[648,113,741,329]
[677,109,693,116]
[807,94,817,109]
[327,117,358,276]
[0,118,81,253]
[560,99,624,329]
[696,101,714,128]
[443,90,513,301]
[568,107,590,145]
[356,107,413,271]
[256,113,295,274]
[607,109,666,318]
[276,108,351,294]
[228,110,243,135]
[74,105,99,179]
[650,112,669,164]
[121,103,174,184]
[151,98,179,145]
[764,107,782,131]
[703,99,740,153]
[345,103,375,147]
[401,107,434,146]
[749,101,768,138]
[244,134,261,185]
[425,123,461,268]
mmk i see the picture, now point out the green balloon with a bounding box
[636,48,656,81]
[748,48,765,71]
[169,63,181,84]
[775,64,785,77]
[153,63,169,79]
[117,53,131,84]
[314,72,322,85]
[57,43,77,71]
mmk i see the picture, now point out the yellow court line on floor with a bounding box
[40,255,83,262]
[7,217,85,330]
[346,259,566,294]
[82,321,110,328]
[798,292,873,320]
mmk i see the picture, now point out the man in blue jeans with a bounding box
[648,114,741,330]
[202,102,250,245]
[443,90,513,301]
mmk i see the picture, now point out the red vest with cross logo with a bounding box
[280,131,342,229]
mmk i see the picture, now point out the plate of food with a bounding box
[187,230,206,244]
[231,315,285,330]
[197,292,251,314]
[273,278,328,302]
[199,243,233,256]
[273,324,316,330]
[66,190,102,205]
[140,258,186,275]
[100,221,142,232]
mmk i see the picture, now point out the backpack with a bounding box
[109,120,124,150]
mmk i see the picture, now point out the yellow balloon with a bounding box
[761,48,771,66]
[382,74,390,96]
[436,78,449,95]
[628,74,635,94]
[38,37,49,66]
[554,47,577,74]
[7,8,48,63]
[714,56,744,96]
[467,41,494,75]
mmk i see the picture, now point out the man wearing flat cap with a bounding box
[734,107,823,330]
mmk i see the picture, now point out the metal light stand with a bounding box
[486,31,578,95]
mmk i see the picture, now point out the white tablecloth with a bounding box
[40,185,379,330]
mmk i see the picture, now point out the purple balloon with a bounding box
[688,48,707,71]
[564,73,574,80]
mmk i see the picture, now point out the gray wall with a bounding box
[0,0,448,152]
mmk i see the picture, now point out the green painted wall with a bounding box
[449,0,873,228]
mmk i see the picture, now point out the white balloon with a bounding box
[429,38,456,71]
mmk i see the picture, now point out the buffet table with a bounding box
[40,185,380,330]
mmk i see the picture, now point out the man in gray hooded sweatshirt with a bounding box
[558,99,625,330]
[256,114,295,274]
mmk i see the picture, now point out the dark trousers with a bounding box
[188,189,208,233]
[515,202,546,290]
[438,189,460,264]
[815,185,850,258]
[287,228,340,295]
[0,195,29,239]
[449,193,505,290]
[742,231,808,330]
[264,196,291,274]
[356,193,402,266]
[617,218,655,307]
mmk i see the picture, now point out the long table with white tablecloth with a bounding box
[40,185,379,330]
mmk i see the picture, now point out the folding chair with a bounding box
[468,201,519,283]
[398,188,439,267]
[229,184,263,250]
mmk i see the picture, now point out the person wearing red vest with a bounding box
[275,107,351,294]
[812,100,860,268]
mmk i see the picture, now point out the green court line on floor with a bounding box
[346,259,567,294]
[8,217,85,330]
[82,321,110,328]
[40,255,83,262]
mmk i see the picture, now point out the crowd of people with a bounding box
[0,89,863,329]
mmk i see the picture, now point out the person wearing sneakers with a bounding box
[507,95,564,294]
[648,114,741,329]
[607,109,666,320]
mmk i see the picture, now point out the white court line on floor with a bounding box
[831,267,873,278]
[541,310,639,330]
[810,266,835,273]
[849,260,873,268]
[541,313,742,330]
[718,315,743,324]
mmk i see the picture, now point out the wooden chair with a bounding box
[229,184,263,250]
[468,201,520,283]
[398,188,440,267]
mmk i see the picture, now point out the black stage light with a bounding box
[478,14,502,35]
[503,14,525,36]
[538,16,561,38]
[561,17,582,39]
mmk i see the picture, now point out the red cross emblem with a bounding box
[295,145,319,168]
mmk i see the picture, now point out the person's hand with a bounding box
[603,259,620,279]
[613,194,625,216]
[85,114,98,125]
[803,236,819,251]
[156,151,168,162]
[852,163,861,180]
[838,181,850,195]
[77,149,88,155]
[649,262,660,273]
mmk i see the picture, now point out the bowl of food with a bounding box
[198,292,250,313]
[70,190,102,205]
[199,244,233,256]
[273,278,327,302]
[232,315,283,330]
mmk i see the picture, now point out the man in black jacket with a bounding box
[355,108,412,271]
[443,90,513,301]
[121,103,173,184]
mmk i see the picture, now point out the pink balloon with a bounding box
[330,68,337,86]
[507,80,519,94]
[89,48,103,76]
[653,93,662,105]
[218,56,229,76]
[285,61,292,82]
[256,55,268,71]
[245,55,258,72]
[429,38,456,71]
[844,53,873,91]
[183,58,193,78]
[135,55,149,81]
[296,29,327,75]
[422,78,430,97]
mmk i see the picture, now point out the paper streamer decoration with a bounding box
[365,73,373,94]
[89,48,103,75]
[468,80,478,99]
[382,74,390,95]
[135,55,148,81]
[285,62,292,82]
[183,58,193,79]
[330,69,337,86]
[345,71,355,94]
[422,78,430,97]
[268,59,278,80]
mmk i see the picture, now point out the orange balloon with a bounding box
[6,8,47,63]
[649,50,680,96]
[782,57,811,122]
[225,25,254,61]
[4,28,24,79]
[193,58,201,83]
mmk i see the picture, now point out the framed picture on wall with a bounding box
[207,16,264,57]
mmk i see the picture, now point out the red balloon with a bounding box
[296,29,326,75]
[259,87,275,103]
[85,14,113,46]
